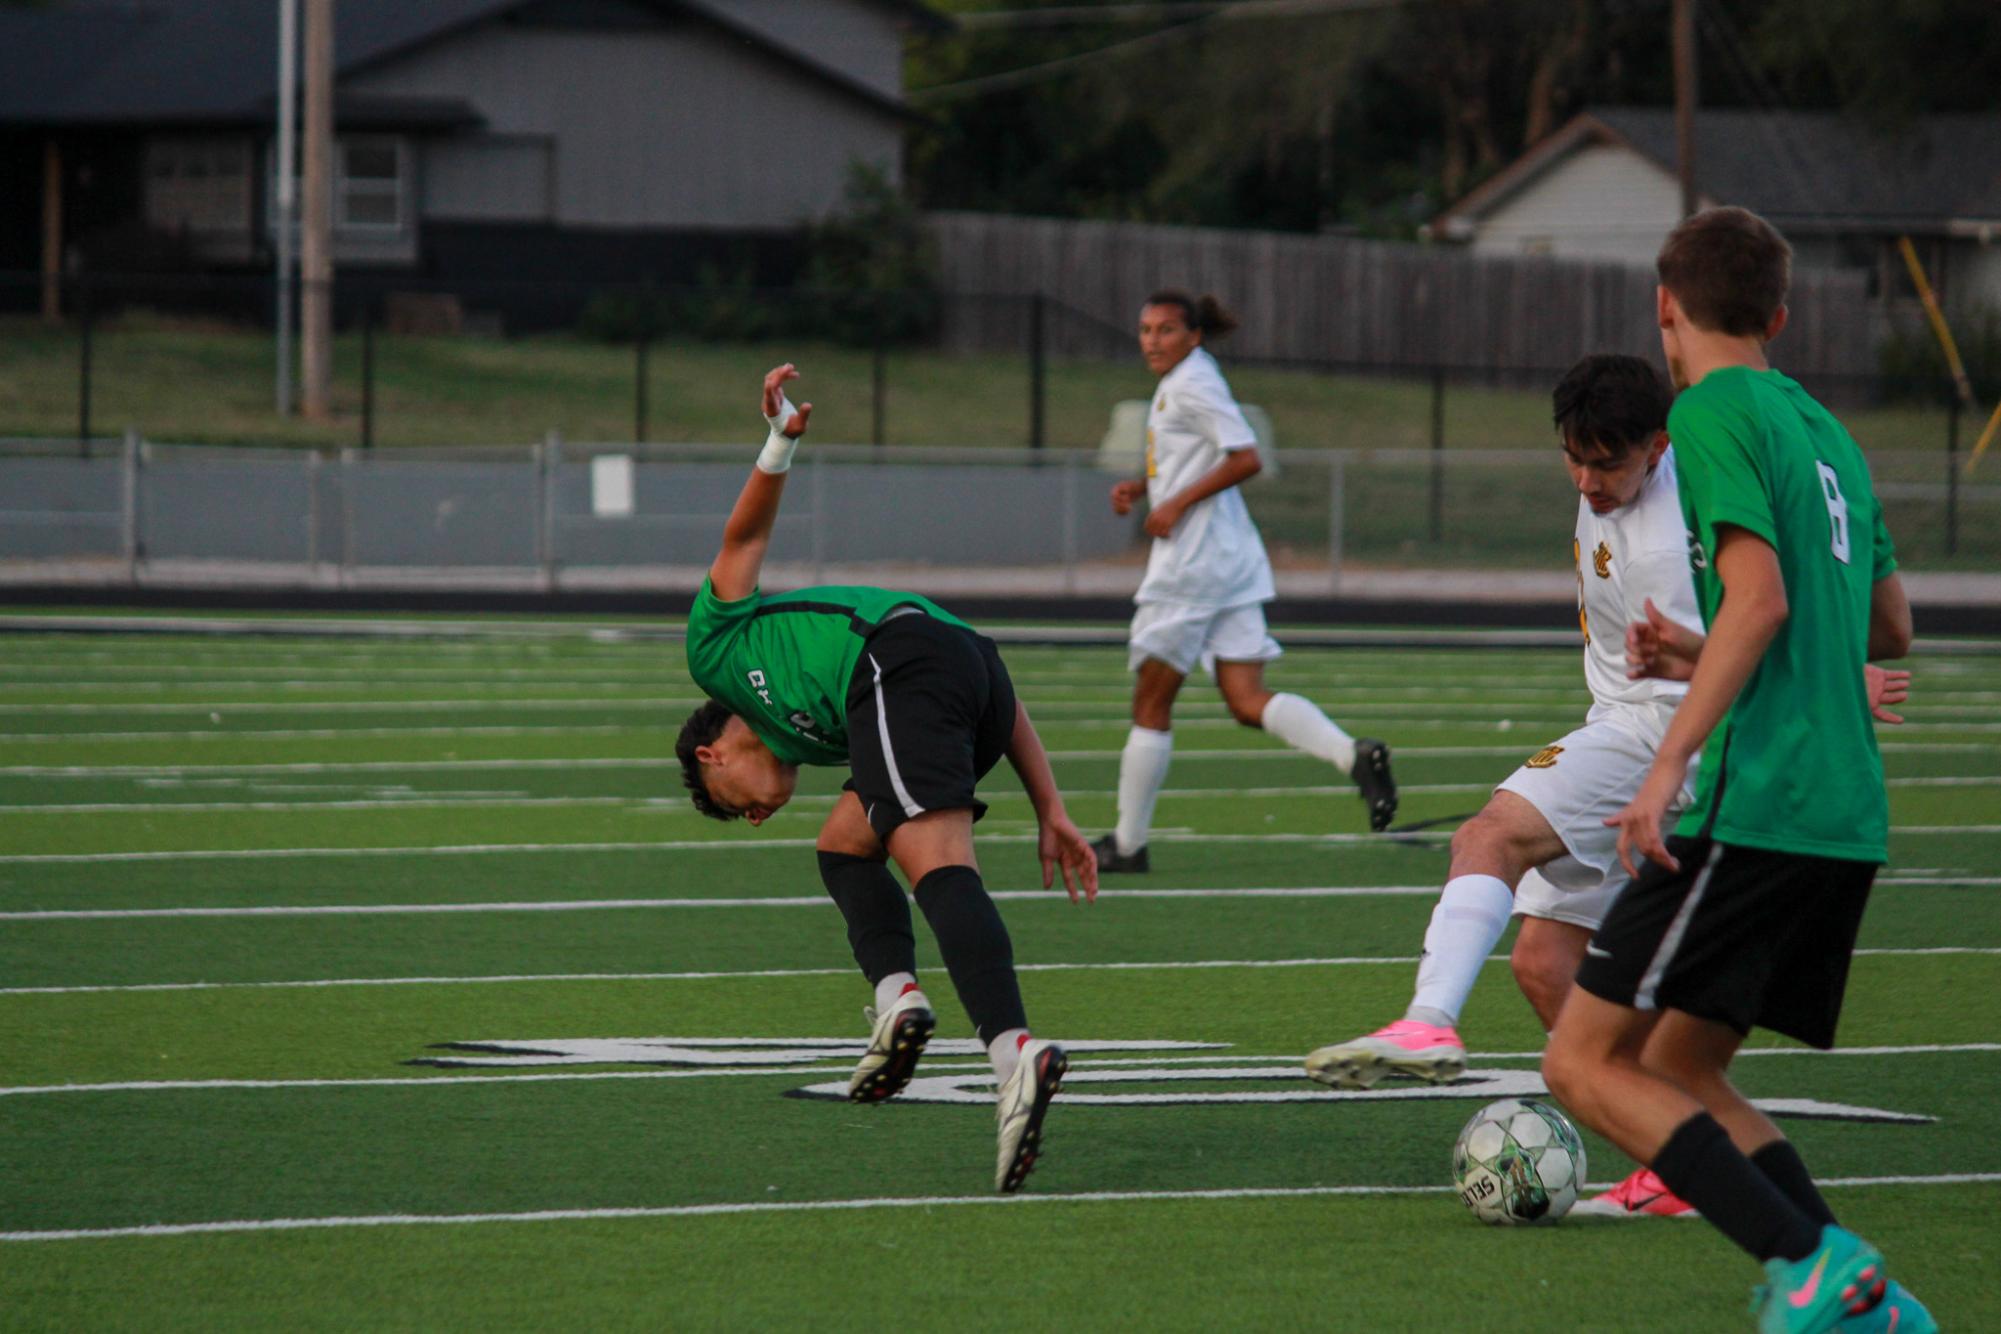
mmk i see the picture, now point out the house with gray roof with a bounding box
[1425,106,2001,314]
[0,0,945,303]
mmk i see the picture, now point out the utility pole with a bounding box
[274,0,298,414]
[1673,0,1699,219]
[301,0,334,419]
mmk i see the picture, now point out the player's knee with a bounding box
[1540,1038,1594,1116]
[1510,945,1569,1025]
[1449,814,1504,866]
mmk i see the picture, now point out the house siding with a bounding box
[347,19,900,230]
[1467,144,1693,267]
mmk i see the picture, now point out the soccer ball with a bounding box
[1452,1097,1587,1225]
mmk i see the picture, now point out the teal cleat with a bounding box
[1837,1282,1936,1334]
[1752,1226,1886,1334]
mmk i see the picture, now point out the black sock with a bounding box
[1751,1140,1838,1229]
[817,852,916,985]
[912,864,1027,1044]
[1651,1113,1823,1263]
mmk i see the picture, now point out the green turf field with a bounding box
[2,621,1996,1330]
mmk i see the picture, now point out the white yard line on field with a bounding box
[4,824,1996,867]
[3,739,1989,778]
[4,950,1993,997]
[3,1174,1997,1243]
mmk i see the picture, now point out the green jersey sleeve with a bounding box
[1870,495,1898,581]
[685,577,759,701]
[1669,383,1778,549]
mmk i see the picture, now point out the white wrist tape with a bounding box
[757,392,799,474]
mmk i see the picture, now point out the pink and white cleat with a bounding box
[1304,1019,1466,1090]
[1571,1167,1699,1219]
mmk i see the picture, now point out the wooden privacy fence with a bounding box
[927,212,1878,377]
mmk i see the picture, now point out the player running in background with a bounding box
[677,363,1098,1194]
[1092,290,1396,873]
[1543,208,1931,1332]
[1303,353,1908,1223]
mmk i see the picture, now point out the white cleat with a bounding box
[995,1039,1067,1193]
[848,988,936,1104]
[1304,1019,1466,1091]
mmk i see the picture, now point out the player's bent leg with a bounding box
[816,794,934,1104]
[1306,795,1563,1089]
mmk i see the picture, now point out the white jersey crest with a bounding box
[1135,347,1275,607]
[1574,447,1703,710]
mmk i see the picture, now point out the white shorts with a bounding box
[1497,706,1693,930]
[1127,601,1282,676]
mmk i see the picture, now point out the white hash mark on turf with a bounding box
[5,1176,1998,1243]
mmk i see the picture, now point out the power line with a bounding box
[912,0,1407,104]
[951,0,1400,28]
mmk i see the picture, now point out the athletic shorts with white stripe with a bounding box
[1574,834,1877,1049]
[844,611,1018,844]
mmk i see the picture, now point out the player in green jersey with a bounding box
[1542,208,1930,1333]
[676,363,1098,1194]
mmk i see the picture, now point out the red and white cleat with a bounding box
[1572,1167,1699,1219]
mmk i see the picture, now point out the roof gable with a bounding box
[1434,106,2001,237]
[0,0,929,128]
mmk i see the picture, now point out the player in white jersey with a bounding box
[1092,290,1397,873]
[1303,354,1909,1218]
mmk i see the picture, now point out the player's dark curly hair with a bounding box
[1146,289,1239,340]
[676,698,742,821]
[1551,354,1673,457]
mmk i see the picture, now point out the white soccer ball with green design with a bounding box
[1452,1097,1587,1225]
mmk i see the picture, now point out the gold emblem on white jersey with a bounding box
[1593,541,1612,579]
[1524,745,1564,769]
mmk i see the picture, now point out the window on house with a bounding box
[146,138,252,234]
[339,138,406,231]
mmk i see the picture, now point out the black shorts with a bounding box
[1574,835,1876,1050]
[844,611,1018,844]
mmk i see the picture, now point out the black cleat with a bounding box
[1353,738,1398,833]
[1090,833,1149,873]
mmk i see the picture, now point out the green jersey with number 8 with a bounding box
[1667,366,1897,862]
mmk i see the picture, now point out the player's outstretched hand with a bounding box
[1110,480,1147,516]
[761,363,813,439]
[1604,767,1681,879]
[1625,597,1703,681]
[1864,662,1910,725]
[1038,809,1099,905]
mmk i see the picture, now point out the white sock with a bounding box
[1114,726,1173,855]
[988,1027,1030,1081]
[874,972,919,1014]
[1260,692,1356,774]
[1406,875,1515,1028]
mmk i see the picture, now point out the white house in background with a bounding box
[1425,107,2001,313]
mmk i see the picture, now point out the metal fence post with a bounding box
[872,338,887,449]
[1428,364,1445,542]
[121,426,140,581]
[539,430,561,591]
[338,446,355,587]
[78,279,94,456]
[634,306,650,445]
[811,455,827,584]
[1946,396,1960,558]
[1028,291,1046,451]
[305,449,322,574]
[1061,452,1079,594]
[360,300,376,450]
[1327,452,1345,593]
